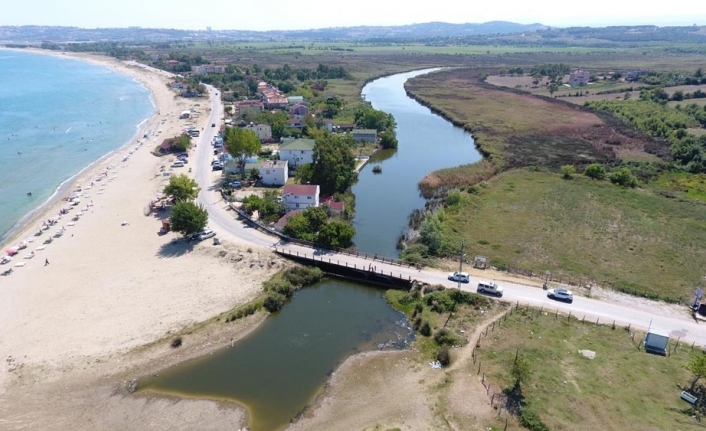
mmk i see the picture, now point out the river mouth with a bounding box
[139,279,414,431]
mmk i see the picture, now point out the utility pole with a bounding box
[458,240,465,289]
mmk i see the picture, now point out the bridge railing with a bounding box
[225,195,417,270]
[274,246,414,282]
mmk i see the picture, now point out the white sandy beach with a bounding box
[0,51,282,430]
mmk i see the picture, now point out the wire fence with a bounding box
[468,301,703,429]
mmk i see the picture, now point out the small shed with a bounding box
[473,255,490,269]
[644,330,670,356]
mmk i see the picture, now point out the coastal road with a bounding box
[191,87,706,349]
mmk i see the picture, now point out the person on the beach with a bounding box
[45,259,49,266]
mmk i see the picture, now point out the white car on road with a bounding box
[477,281,504,297]
[548,288,574,304]
[448,271,470,283]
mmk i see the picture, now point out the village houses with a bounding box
[259,160,288,186]
[191,64,227,75]
[569,69,590,87]
[352,129,378,143]
[282,184,320,211]
[244,123,273,141]
[278,138,315,169]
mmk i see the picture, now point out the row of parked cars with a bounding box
[447,271,574,303]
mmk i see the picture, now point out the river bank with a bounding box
[0,50,287,430]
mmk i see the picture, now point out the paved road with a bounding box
[192,86,706,349]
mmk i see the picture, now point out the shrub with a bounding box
[171,336,183,348]
[420,321,432,336]
[434,328,462,346]
[437,345,451,366]
[263,293,286,312]
[414,303,424,314]
[561,165,576,180]
[609,167,639,188]
[413,316,422,330]
[584,163,606,180]
[519,406,549,431]
[467,185,481,194]
[284,266,324,287]
[425,291,456,313]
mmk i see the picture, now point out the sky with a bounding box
[3,0,706,31]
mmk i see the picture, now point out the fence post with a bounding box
[555,309,558,319]
[477,361,481,375]
[568,311,571,321]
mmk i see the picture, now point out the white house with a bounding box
[245,123,272,141]
[282,184,320,211]
[352,129,377,143]
[569,69,590,87]
[278,139,315,169]
[259,160,288,186]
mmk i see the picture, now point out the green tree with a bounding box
[419,215,443,255]
[354,106,396,132]
[548,82,559,97]
[225,128,261,179]
[163,174,200,202]
[170,134,191,152]
[282,206,329,242]
[609,167,638,188]
[686,353,706,390]
[584,163,606,180]
[379,130,398,149]
[316,220,355,248]
[561,165,576,180]
[309,134,358,195]
[169,201,208,236]
[511,353,532,388]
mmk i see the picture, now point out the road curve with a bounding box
[191,86,706,349]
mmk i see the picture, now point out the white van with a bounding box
[172,161,185,168]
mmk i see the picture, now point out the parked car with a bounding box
[228,181,242,188]
[177,152,189,158]
[448,271,470,283]
[176,157,188,164]
[171,161,185,168]
[197,229,216,241]
[548,288,573,303]
[212,123,216,127]
[477,281,504,297]
[212,163,223,171]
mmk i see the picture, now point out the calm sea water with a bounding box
[0,49,154,242]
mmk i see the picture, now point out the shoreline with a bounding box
[0,48,287,430]
[0,47,157,247]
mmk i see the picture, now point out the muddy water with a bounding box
[140,279,414,431]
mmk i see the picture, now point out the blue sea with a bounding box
[0,50,154,243]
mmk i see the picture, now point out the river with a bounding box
[352,68,481,257]
[141,69,480,431]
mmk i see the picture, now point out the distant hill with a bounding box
[0,22,548,44]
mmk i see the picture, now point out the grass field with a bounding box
[477,309,702,431]
[437,168,706,300]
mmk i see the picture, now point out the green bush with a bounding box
[263,293,286,312]
[584,163,607,180]
[561,165,576,180]
[420,321,432,336]
[425,291,456,313]
[519,406,549,431]
[434,328,462,346]
[609,167,639,188]
[413,316,422,330]
[437,345,451,366]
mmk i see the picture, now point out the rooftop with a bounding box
[283,184,319,196]
[260,160,288,169]
[352,129,377,135]
[279,138,315,151]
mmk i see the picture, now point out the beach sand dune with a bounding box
[0,51,280,430]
